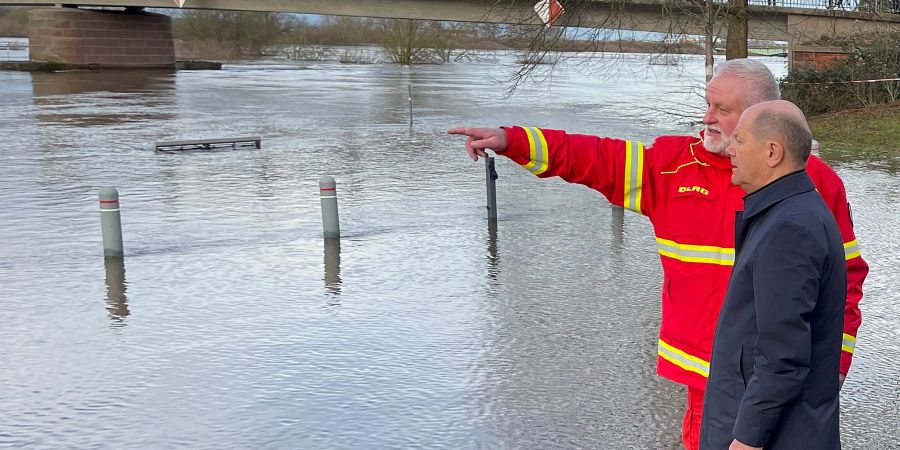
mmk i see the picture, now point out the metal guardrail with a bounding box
[154,136,262,152]
[747,0,899,13]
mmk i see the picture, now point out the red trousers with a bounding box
[682,386,704,450]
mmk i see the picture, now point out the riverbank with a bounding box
[809,102,899,153]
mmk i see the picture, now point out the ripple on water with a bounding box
[0,53,896,449]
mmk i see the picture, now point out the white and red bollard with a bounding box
[99,187,124,257]
[319,176,340,239]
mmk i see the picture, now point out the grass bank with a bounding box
[809,102,899,154]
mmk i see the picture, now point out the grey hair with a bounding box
[753,109,812,167]
[713,59,781,108]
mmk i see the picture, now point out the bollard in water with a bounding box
[99,187,124,257]
[320,176,340,239]
[485,156,498,220]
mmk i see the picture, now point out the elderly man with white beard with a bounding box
[447,58,867,450]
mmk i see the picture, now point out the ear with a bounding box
[766,141,785,168]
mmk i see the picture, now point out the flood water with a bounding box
[1,47,898,449]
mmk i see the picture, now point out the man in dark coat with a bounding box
[700,100,847,450]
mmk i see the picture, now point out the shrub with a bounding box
[781,34,900,116]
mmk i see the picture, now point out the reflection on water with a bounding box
[486,220,500,287]
[610,205,625,251]
[31,70,177,126]
[0,52,897,449]
[31,70,176,97]
[323,238,341,295]
[103,256,129,325]
[823,145,900,175]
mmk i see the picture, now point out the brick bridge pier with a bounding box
[27,7,174,69]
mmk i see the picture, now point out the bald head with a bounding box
[743,100,813,169]
[726,100,814,193]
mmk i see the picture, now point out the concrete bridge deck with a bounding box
[2,0,898,42]
[3,0,897,70]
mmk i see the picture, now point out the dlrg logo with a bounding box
[678,186,710,196]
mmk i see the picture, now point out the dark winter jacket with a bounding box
[700,170,847,449]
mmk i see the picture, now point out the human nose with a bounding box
[702,107,715,125]
[724,144,736,157]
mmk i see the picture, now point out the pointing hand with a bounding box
[447,127,508,161]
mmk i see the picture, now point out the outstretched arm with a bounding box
[448,126,656,216]
[447,127,507,161]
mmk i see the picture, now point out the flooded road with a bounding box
[1,49,897,449]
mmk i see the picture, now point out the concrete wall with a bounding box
[788,12,900,44]
[27,8,175,69]
[786,13,899,68]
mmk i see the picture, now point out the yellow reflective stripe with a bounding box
[534,128,549,174]
[656,237,735,266]
[624,140,644,214]
[523,127,537,172]
[844,239,861,260]
[521,127,549,175]
[636,141,644,211]
[658,339,710,377]
[842,333,856,354]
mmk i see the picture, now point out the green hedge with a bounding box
[781,37,900,116]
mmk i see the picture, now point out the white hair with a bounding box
[713,59,781,108]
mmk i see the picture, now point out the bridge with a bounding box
[3,0,899,69]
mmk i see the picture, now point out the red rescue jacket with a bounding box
[501,126,868,390]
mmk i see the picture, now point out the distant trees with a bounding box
[169,11,593,64]
[380,20,461,64]
[310,16,380,46]
[380,19,430,64]
[1,7,533,63]
[1,7,726,68]
[172,10,284,56]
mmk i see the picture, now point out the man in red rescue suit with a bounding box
[448,58,867,450]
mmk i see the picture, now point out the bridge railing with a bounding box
[748,0,899,13]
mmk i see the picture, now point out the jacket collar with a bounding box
[741,169,815,220]
[695,130,734,170]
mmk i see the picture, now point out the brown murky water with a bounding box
[1,49,897,449]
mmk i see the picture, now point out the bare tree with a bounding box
[725,0,749,60]
[173,10,283,56]
[663,0,729,80]
[381,19,431,64]
[487,0,734,90]
[316,16,379,46]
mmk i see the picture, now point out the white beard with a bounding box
[703,126,729,154]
